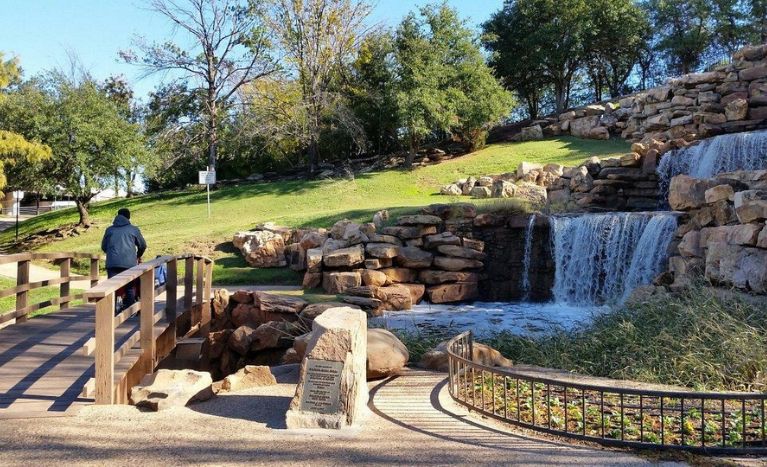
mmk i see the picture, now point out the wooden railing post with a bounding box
[59,257,71,310]
[201,260,212,335]
[95,294,115,405]
[140,268,156,375]
[166,258,178,343]
[195,258,204,328]
[16,259,30,323]
[184,256,194,312]
[90,257,100,287]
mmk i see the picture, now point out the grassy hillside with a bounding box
[1,137,629,284]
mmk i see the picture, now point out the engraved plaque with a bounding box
[300,359,344,414]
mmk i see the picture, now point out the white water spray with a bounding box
[657,129,767,195]
[520,214,536,299]
[550,212,677,305]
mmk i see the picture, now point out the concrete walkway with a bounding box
[0,368,678,466]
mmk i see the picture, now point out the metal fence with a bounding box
[447,331,767,454]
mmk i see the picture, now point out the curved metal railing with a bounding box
[447,331,767,454]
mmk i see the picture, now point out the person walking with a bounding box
[101,207,147,309]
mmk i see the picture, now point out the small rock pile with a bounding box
[664,170,767,293]
[439,140,687,211]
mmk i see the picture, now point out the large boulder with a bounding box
[299,302,357,323]
[706,244,767,293]
[396,214,442,226]
[375,285,413,311]
[379,268,417,283]
[130,369,213,411]
[323,272,362,294]
[395,247,433,269]
[323,244,365,268]
[229,325,257,355]
[669,175,716,211]
[433,256,483,271]
[360,269,389,287]
[233,230,286,268]
[436,245,486,260]
[367,329,409,379]
[418,270,480,285]
[419,341,512,372]
[366,243,400,259]
[426,282,479,303]
[255,292,308,315]
[423,232,462,249]
[220,365,277,392]
[734,190,767,223]
[398,283,426,304]
[285,307,368,429]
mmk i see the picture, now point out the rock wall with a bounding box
[440,145,666,212]
[665,170,767,294]
[519,44,767,146]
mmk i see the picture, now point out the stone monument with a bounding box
[285,307,369,429]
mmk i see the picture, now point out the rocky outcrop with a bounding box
[130,369,213,411]
[666,170,767,294]
[440,155,661,212]
[366,329,409,379]
[513,44,767,144]
[419,341,513,372]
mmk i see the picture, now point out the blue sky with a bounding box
[0,0,502,100]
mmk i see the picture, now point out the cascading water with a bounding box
[550,212,677,306]
[657,129,767,196]
[520,214,536,299]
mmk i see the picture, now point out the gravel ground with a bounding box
[0,369,682,466]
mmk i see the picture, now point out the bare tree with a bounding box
[122,0,278,172]
[266,0,373,173]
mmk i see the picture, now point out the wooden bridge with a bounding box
[0,252,214,419]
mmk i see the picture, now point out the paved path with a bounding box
[0,367,676,466]
[0,261,96,291]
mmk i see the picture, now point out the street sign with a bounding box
[198,170,216,185]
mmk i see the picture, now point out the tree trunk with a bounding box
[554,82,567,114]
[308,137,319,174]
[207,91,218,173]
[404,133,417,168]
[75,199,90,227]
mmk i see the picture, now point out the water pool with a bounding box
[369,301,608,338]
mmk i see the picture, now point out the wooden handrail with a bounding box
[90,253,214,405]
[0,252,101,325]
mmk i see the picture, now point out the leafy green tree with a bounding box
[0,54,52,191]
[483,0,590,114]
[583,0,650,99]
[396,3,513,165]
[1,73,146,226]
[645,0,715,74]
[348,32,400,155]
[123,0,278,173]
[266,0,373,173]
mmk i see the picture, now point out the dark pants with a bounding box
[107,267,138,310]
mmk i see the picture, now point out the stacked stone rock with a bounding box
[305,210,486,313]
[440,142,672,211]
[665,170,767,293]
[516,43,767,145]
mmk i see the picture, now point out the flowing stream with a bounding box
[657,129,767,195]
[520,214,536,299]
[550,212,677,306]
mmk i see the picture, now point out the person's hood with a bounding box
[112,214,131,227]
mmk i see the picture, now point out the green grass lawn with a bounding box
[1,137,629,285]
[0,276,83,318]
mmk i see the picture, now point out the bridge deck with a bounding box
[0,300,174,420]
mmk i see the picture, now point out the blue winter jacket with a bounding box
[101,215,147,269]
